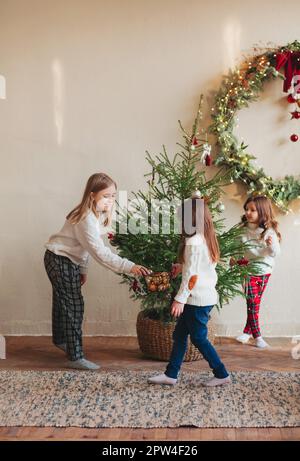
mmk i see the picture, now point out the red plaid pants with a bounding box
[243,274,271,338]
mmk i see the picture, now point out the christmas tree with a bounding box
[110,96,261,322]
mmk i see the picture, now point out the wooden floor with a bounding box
[0,336,299,441]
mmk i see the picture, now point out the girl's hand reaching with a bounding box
[265,235,273,246]
[130,265,152,276]
[171,300,184,318]
[171,263,182,278]
[80,274,87,285]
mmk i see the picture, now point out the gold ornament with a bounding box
[145,272,171,292]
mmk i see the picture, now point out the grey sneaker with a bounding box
[236,333,251,344]
[148,373,177,385]
[203,376,231,387]
[67,358,100,370]
[255,337,270,349]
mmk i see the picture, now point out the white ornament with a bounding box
[191,190,201,199]
[201,143,211,164]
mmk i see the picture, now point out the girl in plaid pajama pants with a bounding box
[44,173,151,370]
[234,195,281,349]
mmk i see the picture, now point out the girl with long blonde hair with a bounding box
[44,173,150,370]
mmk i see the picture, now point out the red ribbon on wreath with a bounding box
[275,51,300,93]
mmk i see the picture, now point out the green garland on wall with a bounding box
[210,40,300,213]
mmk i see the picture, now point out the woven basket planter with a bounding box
[136,311,216,362]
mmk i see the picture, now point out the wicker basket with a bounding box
[136,311,216,362]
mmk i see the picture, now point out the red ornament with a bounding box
[237,257,249,266]
[131,280,139,292]
[290,134,299,142]
[290,111,300,119]
[205,155,212,166]
[192,137,198,146]
[107,232,114,241]
[287,94,297,103]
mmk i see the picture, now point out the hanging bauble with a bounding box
[290,134,299,142]
[217,202,225,212]
[237,257,249,266]
[130,279,141,293]
[205,154,212,166]
[201,143,212,166]
[287,94,297,103]
[290,111,300,119]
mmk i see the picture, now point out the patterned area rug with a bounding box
[0,370,299,428]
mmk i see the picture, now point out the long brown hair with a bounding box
[242,195,282,241]
[66,173,117,225]
[177,198,220,264]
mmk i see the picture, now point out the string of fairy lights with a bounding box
[210,40,300,213]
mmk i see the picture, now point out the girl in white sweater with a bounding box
[148,192,231,387]
[44,173,150,370]
[235,195,281,348]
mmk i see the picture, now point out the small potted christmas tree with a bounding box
[110,96,259,361]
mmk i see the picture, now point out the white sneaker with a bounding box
[236,333,251,344]
[67,358,100,370]
[148,373,177,385]
[255,337,270,349]
[203,376,231,387]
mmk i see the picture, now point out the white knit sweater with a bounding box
[174,233,218,306]
[45,211,134,275]
[241,223,281,275]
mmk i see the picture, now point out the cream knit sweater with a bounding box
[174,233,218,307]
[45,211,134,275]
[241,222,281,275]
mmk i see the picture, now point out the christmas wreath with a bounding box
[210,40,300,212]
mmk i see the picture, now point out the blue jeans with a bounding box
[165,304,229,379]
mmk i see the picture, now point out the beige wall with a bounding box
[0,0,299,337]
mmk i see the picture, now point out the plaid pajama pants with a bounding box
[243,274,271,338]
[44,250,84,361]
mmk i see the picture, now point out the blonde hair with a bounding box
[178,198,220,264]
[242,195,282,241]
[66,173,117,225]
